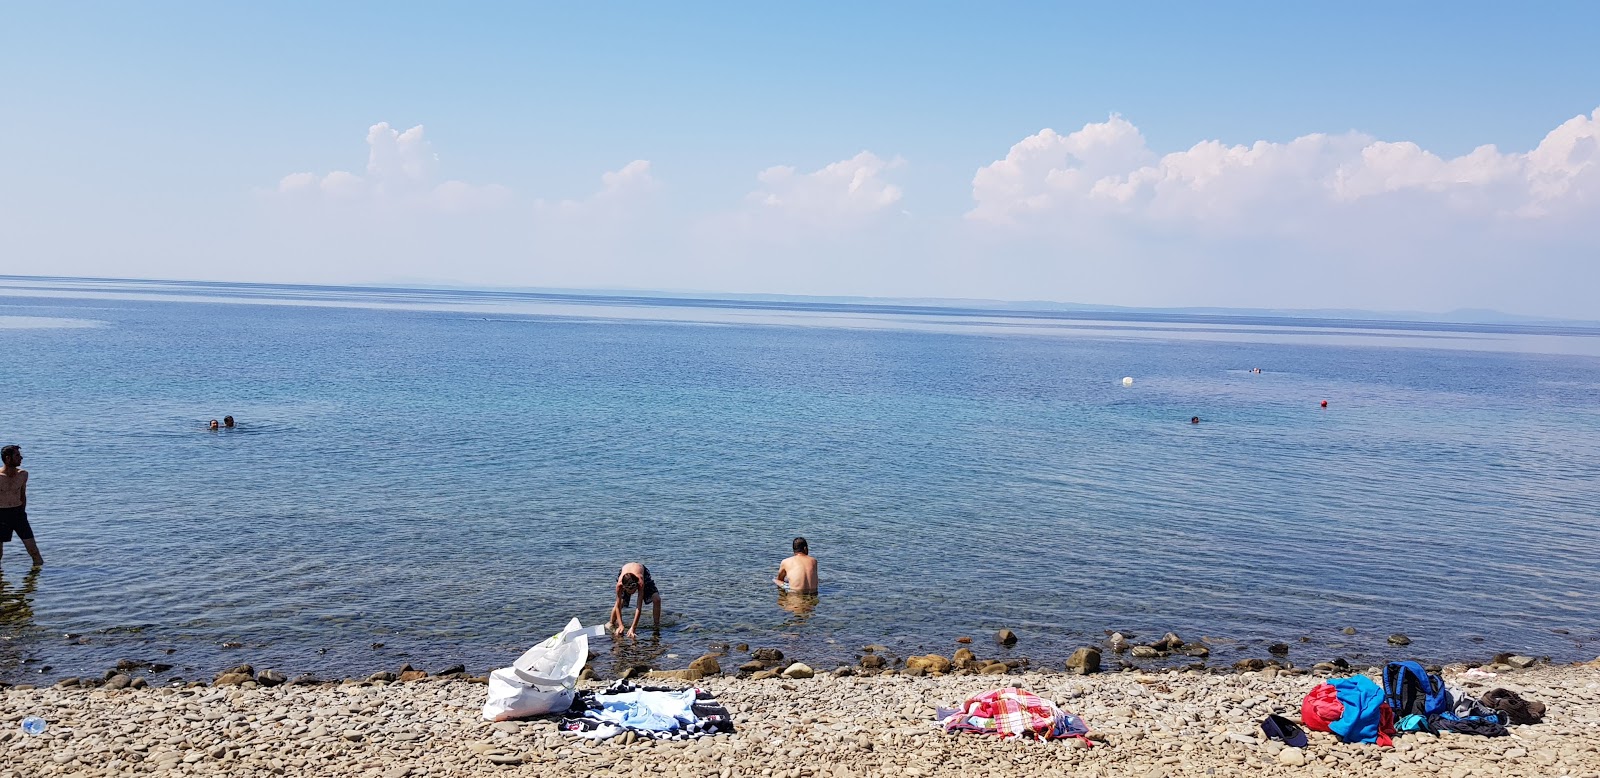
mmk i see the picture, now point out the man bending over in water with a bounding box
[608,562,662,639]
[774,537,818,594]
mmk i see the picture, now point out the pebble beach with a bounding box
[3,655,1598,778]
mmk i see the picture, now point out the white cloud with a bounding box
[537,159,659,216]
[970,109,1600,229]
[275,122,508,209]
[747,151,905,223]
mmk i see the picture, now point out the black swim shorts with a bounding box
[0,506,32,542]
[620,567,659,607]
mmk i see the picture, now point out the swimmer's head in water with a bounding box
[1,445,20,469]
[792,537,808,554]
[223,416,234,428]
[1190,416,1200,424]
[208,419,219,430]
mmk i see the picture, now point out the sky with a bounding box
[3,2,1599,317]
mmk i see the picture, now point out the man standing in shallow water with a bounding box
[774,537,818,594]
[0,445,44,568]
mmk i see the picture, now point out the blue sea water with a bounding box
[1,276,1598,684]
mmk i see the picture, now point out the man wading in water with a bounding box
[608,562,662,640]
[0,445,44,568]
[774,537,818,594]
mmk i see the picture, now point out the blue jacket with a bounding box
[1329,675,1391,744]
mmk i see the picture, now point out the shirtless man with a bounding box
[773,537,818,594]
[0,445,43,568]
[608,562,662,639]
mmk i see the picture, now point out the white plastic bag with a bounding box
[482,617,605,721]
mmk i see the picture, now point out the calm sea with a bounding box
[2,277,1598,683]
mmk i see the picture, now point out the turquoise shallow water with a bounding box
[1,277,1599,683]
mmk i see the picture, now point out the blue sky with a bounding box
[4,2,1599,316]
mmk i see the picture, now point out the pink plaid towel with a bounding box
[941,687,1090,742]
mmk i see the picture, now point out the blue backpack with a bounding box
[1383,661,1449,718]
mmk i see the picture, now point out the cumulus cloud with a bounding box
[970,109,1600,230]
[747,151,905,223]
[276,122,509,209]
[537,159,659,216]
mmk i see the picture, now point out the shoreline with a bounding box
[3,624,1586,691]
[3,658,1597,777]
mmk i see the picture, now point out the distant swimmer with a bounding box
[223,416,235,429]
[608,562,662,639]
[0,445,44,568]
[208,419,219,431]
[1251,368,1262,374]
[774,537,819,594]
[1190,416,1201,424]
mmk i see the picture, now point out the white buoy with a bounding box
[1122,376,1134,387]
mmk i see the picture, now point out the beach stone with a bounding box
[398,670,427,682]
[781,663,814,679]
[752,648,784,662]
[1269,642,1290,655]
[289,673,320,685]
[734,643,748,652]
[860,654,887,670]
[1182,645,1210,658]
[1233,659,1268,672]
[1278,747,1307,766]
[435,663,467,677]
[750,670,780,681]
[1506,655,1538,669]
[739,661,765,673]
[213,673,251,687]
[1155,632,1184,650]
[953,648,976,667]
[256,670,286,687]
[1131,646,1160,658]
[1108,632,1130,653]
[689,655,722,675]
[979,662,1009,675]
[1342,626,1358,634]
[832,666,853,677]
[368,671,397,682]
[484,753,522,765]
[1066,647,1102,675]
[956,636,972,644]
[996,629,1018,646]
[104,674,132,690]
[905,655,951,674]
[221,663,254,677]
[1388,633,1412,646]
[648,669,704,682]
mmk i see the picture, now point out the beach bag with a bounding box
[1382,661,1449,718]
[482,618,604,721]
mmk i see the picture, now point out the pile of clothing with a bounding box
[559,681,735,742]
[1297,661,1547,746]
[935,687,1092,744]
